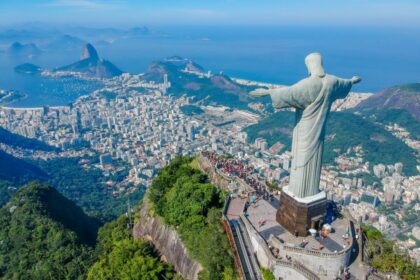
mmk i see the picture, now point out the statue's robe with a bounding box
[271,74,353,198]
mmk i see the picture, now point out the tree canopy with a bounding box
[148,156,237,280]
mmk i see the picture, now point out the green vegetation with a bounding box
[0,150,46,207]
[88,215,180,280]
[0,182,99,279]
[0,181,180,280]
[0,179,17,207]
[244,111,418,176]
[261,267,275,280]
[0,151,47,183]
[265,180,282,191]
[362,225,419,279]
[0,125,55,201]
[180,104,204,115]
[148,156,237,280]
[36,157,145,221]
[360,108,420,140]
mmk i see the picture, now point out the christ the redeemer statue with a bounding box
[251,53,361,198]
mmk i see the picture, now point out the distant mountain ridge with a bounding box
[57,43,122,78]
[46,34,86,50]
[0,150,47,184]
[143,56,259,108]
[7,41,41,57]
[0,127,56,205]
[357,83,420,119]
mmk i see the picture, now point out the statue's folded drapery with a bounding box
[270,75,353,198]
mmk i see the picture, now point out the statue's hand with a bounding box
[351,76,362,84]
[250,88,271,97]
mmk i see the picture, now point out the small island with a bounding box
[14,63,42,75]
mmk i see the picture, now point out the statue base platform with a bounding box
[276,186,327,237]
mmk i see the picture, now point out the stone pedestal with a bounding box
[276,186,327,237]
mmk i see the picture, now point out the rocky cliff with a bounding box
[133,200,202,280]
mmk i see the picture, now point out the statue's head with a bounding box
[305,52,326,78]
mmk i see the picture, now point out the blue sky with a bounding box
[1,0,420,27]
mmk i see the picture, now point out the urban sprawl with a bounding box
[0,73,418,262]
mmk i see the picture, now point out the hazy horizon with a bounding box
[1,1,420,107]
[1,0,420,28]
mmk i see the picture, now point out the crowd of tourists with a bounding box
[201,151,273,199]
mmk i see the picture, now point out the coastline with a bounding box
[1,75,374,111]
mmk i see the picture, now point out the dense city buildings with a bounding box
[0,72,418,264]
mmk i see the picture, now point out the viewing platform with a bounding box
[225,195,356,279]
[247,199,352,254]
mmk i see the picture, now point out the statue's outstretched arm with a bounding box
[270,86,306,109]
[249,88,272,97]
[250,79,311,109]
[336,76,361,86]
[333,76,362,100]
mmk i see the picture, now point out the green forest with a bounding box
[0,181,181,280]
[1,158,419,280]
[0,182,99,279]
[0,158,237,280]
[87,215,180,280]
[148,156,237,280]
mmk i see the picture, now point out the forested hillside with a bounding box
[0,181,182,280]
[0,182,99,279]
[0,151,47,206]
[148,156,237,280]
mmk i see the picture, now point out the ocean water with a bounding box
[1,25,419,107]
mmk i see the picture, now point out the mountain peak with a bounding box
[357,83,420,119]
[10,41,23,48]
[80,43,99,60]
[8,42,41,57]
[58,43,122,78]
